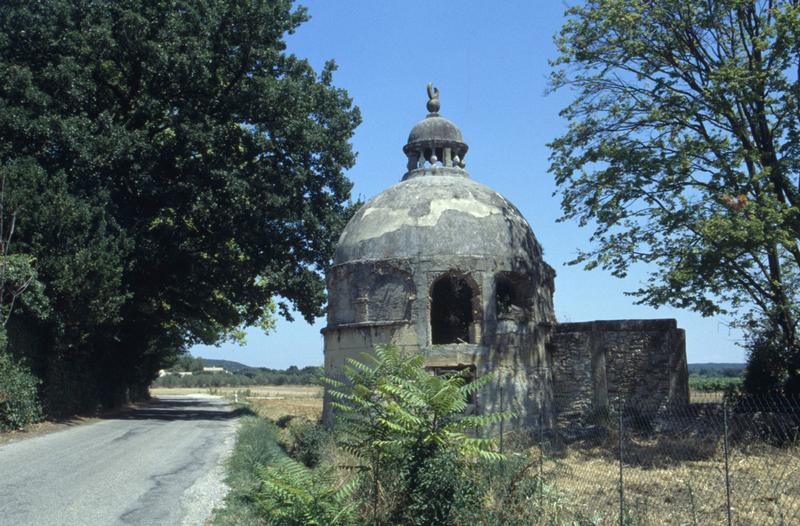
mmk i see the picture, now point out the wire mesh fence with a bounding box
[522,393,800,525]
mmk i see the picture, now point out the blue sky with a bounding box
[191,0,745,368]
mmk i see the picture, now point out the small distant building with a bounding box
[323,86,688,429]
[202,366,227,374]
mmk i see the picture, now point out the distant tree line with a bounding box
[687,364,745,393]
[689,375,743,393]
[169,355,207,374]
[153,365,320,388]
[689,366,744,379]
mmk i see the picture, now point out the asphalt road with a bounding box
[0,395,240,526]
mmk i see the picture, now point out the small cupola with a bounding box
[402,83,469,180]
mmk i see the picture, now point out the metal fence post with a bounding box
[723,399,732,526]
[618,395,625,526]
[539,410,544,505]
[499,388,504,455]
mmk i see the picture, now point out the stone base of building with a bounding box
[323,318,688,431]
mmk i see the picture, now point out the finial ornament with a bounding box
[426,82,440,113]
[402,84,468,180]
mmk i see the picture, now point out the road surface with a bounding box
[0,395,240,526]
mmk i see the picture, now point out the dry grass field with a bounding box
[241,385,323,421]
[149,384,323,421]
[534,438,800,524]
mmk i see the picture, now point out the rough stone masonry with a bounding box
[323,85,688,429]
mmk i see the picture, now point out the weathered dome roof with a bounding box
[406,115,464,145]
[334,84,543,268]
[333,175,542,266]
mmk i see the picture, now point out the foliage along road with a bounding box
[0,395,239,525]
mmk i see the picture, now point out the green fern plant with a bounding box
[323,344,513,525]
[254,456,358,526]
[325,345,510,459]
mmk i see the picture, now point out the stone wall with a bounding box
[550,319,689,424]
[480,320,554,429]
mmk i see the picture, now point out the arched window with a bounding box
[431,274,476,344]
[495,272,531,320]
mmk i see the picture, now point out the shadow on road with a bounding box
[112,397,254,422]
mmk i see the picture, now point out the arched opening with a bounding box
[495,272,531,320]
[495,279,517,317]
[431,274,475,344]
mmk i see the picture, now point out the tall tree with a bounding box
[0,0,360,411]
[549,0,800,393]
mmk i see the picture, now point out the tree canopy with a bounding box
[549,0,800,393]
[0,0,360,412]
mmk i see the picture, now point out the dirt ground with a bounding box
[150,385,323,421]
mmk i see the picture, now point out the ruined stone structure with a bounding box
[323,86,688,429]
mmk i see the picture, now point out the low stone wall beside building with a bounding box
[550,319,689,424]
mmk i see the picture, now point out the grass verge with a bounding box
[211,415,286,526]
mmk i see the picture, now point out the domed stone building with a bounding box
[323,86,688,429]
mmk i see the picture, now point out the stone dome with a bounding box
[324,86,561,430]
[333,175,542,267]
[335,83,542,268]
[406,115,465,146]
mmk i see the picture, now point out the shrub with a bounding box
[285,419,331,468]
[324,344,512,524]
[226,417,284,487]
[743,329,793,395]
[451,451,610,526]
[397,447,481,526]
[254,458,357,526]
[0,351,43,430]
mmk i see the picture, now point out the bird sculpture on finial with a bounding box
[426,82,440,114]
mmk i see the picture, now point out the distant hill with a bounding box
[200,358,252,372]
[155,359,320,388]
